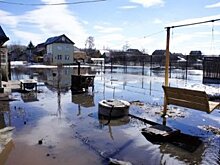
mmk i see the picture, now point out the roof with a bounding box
[44,34,74,46]
[0,26,9,46]
[74,46,80,51]
[152,49,166,55]
[36,43,45,48]
[189,50,202,55]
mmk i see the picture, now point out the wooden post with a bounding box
[111,57,113,73]
[103,59,105,74]
[77,61,80,75]
[150,55,152,76]
[142,59,145,75]
[8,59,11,80]
[186,55,188,79]
[163,27,171,116]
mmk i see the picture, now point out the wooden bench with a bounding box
[162,85,220,113]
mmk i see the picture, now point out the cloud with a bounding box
[95,33,125,49]
[128,36,156,52]
[12,30,44,44]
[195,30,220,36]
[168,31,220,55]
[94,25,123,33]
[130,0,164,8]
[170,34,193,45]
[118,5,138,9]
[0,10,18,28]
[153,18,163,24]
[0,0,88,47]
[205,2,220,8]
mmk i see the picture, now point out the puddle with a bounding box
[0,66,219,164]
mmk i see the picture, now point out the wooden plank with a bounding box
[167,98,209,112]
[163,86,208,106]
[163,86,220,113]
[163,86,207,97]
[208,101,220,113]
[165,90,208,103]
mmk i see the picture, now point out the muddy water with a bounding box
[1,67,220,165]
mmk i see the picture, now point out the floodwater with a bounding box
[1,65,220,165]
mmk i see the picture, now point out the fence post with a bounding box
[111,57,113,73]
[186,55,188,79]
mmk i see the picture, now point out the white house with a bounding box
[44,34,75,65]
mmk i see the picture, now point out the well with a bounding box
[98,99,130,118]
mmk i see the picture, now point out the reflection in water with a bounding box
[159,141,204,164]
[57,65,62,118]
[72,93,95,108]
[141,127,204,164]
[99,115,130,139]
[0,108,14,165]
[5,66,220,164]
[0,140,14,165]
[45,66,92,90]
[72,92,95,116]
[98,115,130,126]
[0,113,6,129]
[21,91,38,102]
[0,101,11,127]
[77,104,81,116]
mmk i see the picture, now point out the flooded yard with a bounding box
[1,65,220,165]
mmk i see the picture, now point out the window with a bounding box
[65,69,69,75]
[57,55,62,60]
[65,55,70,60]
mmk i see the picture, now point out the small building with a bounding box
[152,49,167,56]
[189,50,202,56]
[44,34,75,65]
[126,49,143,55]
[152,50,167,64]
[73,46,87,62]
[33,43,46,63]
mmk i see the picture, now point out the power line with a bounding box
[0,0,106,6]
[123,30,164,44]
[143,30,164,38]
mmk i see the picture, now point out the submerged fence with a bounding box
[102,54,203,79]
[92,54,220,83]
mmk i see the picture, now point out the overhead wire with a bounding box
[143,30,164,38]
[123,30,165,48]
[0,0,106,6]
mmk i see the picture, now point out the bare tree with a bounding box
[85,36,95,49]
[8,43,26,61]
[122,41,130,51]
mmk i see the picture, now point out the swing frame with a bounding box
[163,18,220,116]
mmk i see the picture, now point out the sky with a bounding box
[0,0,220,55]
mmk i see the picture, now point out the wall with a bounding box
[50,43,74,65]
